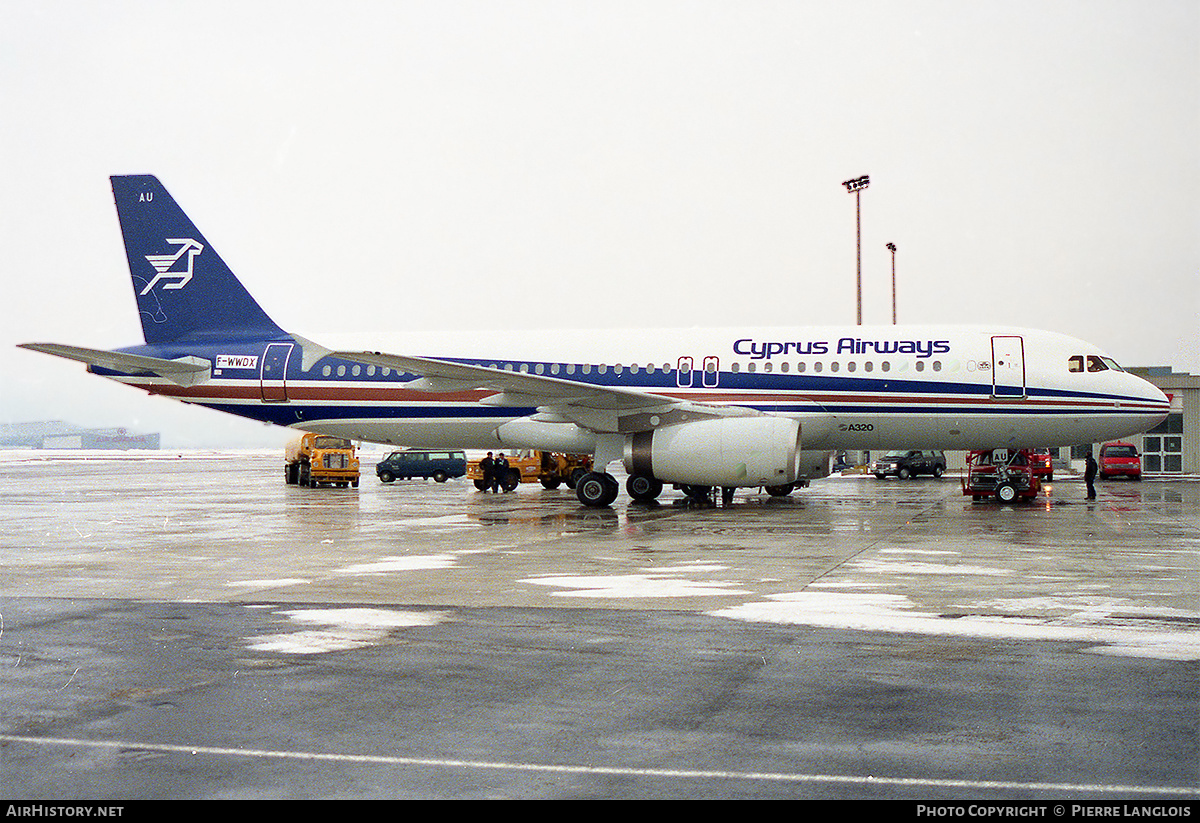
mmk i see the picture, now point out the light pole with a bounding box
[842,175,870,325]
[886,242,897,324]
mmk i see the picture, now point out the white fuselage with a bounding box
[117,324,1170,460]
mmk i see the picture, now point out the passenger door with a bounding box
[991,336,1026,398]
[260,343,293,402]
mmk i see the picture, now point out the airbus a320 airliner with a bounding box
[20,176,1169,506]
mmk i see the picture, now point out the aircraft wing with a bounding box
[18,343,211,387]
[333,349,759,433]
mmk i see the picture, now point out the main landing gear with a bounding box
[575,472,621,507]
[576,472,802,507]
[625,474,664,502]
[575,472,666,507]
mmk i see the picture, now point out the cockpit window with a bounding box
[1070,354,1125,373]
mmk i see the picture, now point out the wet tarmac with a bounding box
[0,450,1196,800]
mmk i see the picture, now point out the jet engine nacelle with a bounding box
[623,416,802,487]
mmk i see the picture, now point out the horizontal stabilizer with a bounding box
[19,343,211,387]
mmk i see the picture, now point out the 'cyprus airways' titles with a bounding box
[733,337,953,360]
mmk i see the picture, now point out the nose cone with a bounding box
[1127,372,1170,430]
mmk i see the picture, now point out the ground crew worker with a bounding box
[493,452,509,493]
[480,452,494,493]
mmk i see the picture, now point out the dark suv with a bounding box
[871,450,946,479]
[376,450,467,483]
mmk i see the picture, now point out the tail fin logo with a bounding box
[140,238,204,295]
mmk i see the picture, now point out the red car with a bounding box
[1099,442,1142,480]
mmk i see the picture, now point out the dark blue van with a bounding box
[376,450,467,483]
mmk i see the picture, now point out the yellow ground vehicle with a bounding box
[468,450,592,491]
[285,433,360,488]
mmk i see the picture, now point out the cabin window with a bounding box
[814,362,823,373]
[780,362,789,373]
[830,362,839,373]
[731,362,740,373]
[763,362,773,373]
[881,362,891,372]
[322,365,332,376]
[864,362,873,372]
[797,362,806,373]
[847,361,856,373]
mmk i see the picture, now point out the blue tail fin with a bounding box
[111,175,286,344]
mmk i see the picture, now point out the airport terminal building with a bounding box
[1126,367,1198,475]
[0,421,160,450]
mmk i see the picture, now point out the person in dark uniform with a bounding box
[493,453,510,493]
[480,452,494,492]
[1084,448,1098,500]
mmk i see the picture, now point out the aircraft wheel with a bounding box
[996,482,1018,503]
[764,483,794,496]
[577,472,619,507]
[626,474,662,501]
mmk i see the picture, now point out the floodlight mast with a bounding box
[886,242,897,324]
[842,175,870,325]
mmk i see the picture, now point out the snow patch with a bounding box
[522,565,751,599]
[249,607,449,654]
[710,591,1200,660]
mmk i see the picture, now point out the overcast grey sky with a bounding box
[3,0,1197,447]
